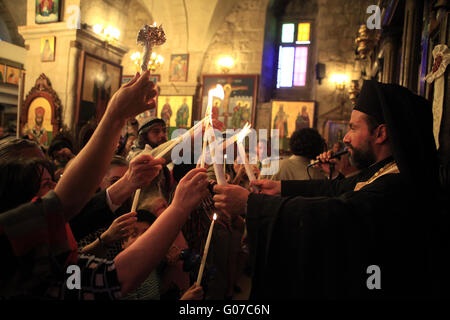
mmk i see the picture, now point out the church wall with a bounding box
[201,0,269,76]
[200,0,270,131]
[19,0,131,132]
[14,0,433,146]
[20,0,81,131]
[314,0,373,136]
[198,0,373,138]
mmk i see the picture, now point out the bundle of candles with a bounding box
[130,118,206,212]
[235,123,258,183]
[198,87,256,186]
[194,88,260,285]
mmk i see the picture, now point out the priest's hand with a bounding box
[172,168,209,216]
[250,179,281,195]
[316,151,340,178]
[213,184,249,217]
[106,70,157,121]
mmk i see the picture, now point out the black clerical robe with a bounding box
[246,157,433,299]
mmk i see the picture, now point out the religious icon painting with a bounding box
[0,65,5,83]
[5,66,20,85]
[323,120,349,149]
[271,100,315,151]
[169,54,189,82]
[35,0,60,24]
[157,95,193,137]
[200,75,258,132]
[77,52,122,128]
[40,36,55,62]
[23,97,54,147]
[21,74,63,149]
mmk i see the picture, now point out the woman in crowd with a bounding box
[0,71,208,299]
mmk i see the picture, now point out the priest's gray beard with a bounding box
[345,141,376,170]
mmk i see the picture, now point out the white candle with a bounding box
[207,133,227,185]
[200,85,224,168]
[223,154,227,177]
[196,213,217,286]
[130,144,152,211]
[200,123,210,168]
[131,189,141,212]
[155,118,205,160]
[237,142,257,182]
[235,123,255,181]
[154,136,181,159]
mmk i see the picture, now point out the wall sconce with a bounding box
[330,73,349,90]
[217,56,234,73]
[316,63,326,84]
[131,51,164,73]
[92,24,120,43]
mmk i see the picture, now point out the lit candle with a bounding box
[200,84,224,168]
[196,213,217,286]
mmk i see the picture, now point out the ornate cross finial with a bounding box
[136,24,166,73]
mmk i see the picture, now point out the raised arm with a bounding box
[55,71,157,221]
[114,168,209,295]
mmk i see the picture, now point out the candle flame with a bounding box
[213,213,217,220]
[153,22,157,27]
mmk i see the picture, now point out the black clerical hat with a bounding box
[354,80,385,124]
[355,80,438,188]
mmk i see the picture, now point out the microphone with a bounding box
[307,149,349,167]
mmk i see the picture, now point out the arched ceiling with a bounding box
[137,0,239,53]
[1,0,240,54]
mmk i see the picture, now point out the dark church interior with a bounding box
[0,0,449,306]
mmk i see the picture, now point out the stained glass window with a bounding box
[276,22,311,88]
[281,23,295,43]
[277,46,295,87]
[297,23,310,44]
[293,47,308,86]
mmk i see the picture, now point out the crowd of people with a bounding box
[0,72,448,300]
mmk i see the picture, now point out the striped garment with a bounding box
[0,191,121,300]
